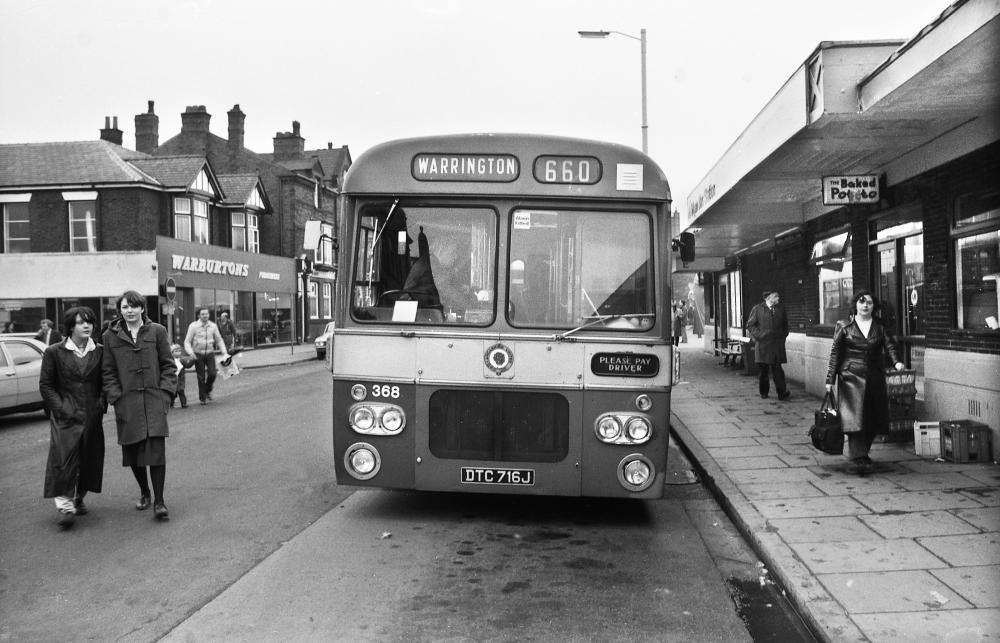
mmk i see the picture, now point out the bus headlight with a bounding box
[351,406,376,432]
[625,417,651,442]
[345,442,381,480]
[348,403,406,436]
[595,413,653,444]
[381,408,405,433]
[618,454,655,492]
[596,416,622,441]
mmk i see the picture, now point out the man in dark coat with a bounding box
[746,289,790,400]
[34,319,63,346]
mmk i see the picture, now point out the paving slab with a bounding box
[929,566,1000,608]
[952,506,1000,531]
[767,516,881,544]
[859,510,983,539]
[790,539,948,574]
[857,490,986,513]
[917,532,1000,566]
[753,495,870,520]
[818,570,972,613]
[852,608,1000,642]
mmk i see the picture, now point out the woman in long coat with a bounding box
[102,290,176,520]
[40,306,106,528]
[825,290,905,474]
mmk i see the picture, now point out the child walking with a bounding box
[170,344,194,408]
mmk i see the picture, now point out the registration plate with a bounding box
[461,467,535,486]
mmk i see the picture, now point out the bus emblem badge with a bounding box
[484,343,514,375]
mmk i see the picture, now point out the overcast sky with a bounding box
[1,0,949,213]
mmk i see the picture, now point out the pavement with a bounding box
[225,343,320,370]
[669,341,1000,642]
[223,341,999,641]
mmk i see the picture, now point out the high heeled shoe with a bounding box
[136,495,151,511]
[153,502,169,520]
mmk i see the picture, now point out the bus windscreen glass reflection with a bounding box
[508,210,653,329]
[351,205,497,325]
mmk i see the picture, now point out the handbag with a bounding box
[809,391,844,455]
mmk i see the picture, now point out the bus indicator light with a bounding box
[350,384,367,401]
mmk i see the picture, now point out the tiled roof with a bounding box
[0,140,155,188]
[130,156,209,189]
[217,174,261,205]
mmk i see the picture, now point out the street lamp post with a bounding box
[578,28,648,154]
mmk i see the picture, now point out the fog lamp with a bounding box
[345,442,380,480]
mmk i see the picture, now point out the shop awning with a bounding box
[682,0,1000,267]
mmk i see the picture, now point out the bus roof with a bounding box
[342,133,671,202]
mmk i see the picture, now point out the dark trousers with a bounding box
[193,353,217,401]
[758,362,787,397]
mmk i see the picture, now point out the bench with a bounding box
[714,336,751,368]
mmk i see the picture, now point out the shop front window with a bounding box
[954,190,1000,331]
[871,207,923,337]
[256,291,292,344]
[812,230,852,325]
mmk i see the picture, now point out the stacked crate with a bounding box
[884,370,917,442]
[940,420,993,463]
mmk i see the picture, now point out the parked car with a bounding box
[314,322,335,360]
[0,334,47,417]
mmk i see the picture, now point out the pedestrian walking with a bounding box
[34,318,64,346]
[183,308,229,405]
[102,290,176,520]
[671,302,685,347]
[746,289,790,400]
[170,344,194,408]
[825,290,905,474]
[39,306,106,528]
[216,311,237,352]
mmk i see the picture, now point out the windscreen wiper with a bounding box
[553,313,655,342]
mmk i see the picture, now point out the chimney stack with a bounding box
[135,100,159,154]
[100,115,123,145]
[180,105,211,154]
[272,120,305,161]
[228,103,245,150]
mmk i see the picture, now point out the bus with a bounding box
[330,133,677,498]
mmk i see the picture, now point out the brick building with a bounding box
[143,102,351,342]
[0,116,296,349]
[679,0,1000,456]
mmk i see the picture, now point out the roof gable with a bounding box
[130,156,222,198]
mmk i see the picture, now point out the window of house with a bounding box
[316,222,335,265]
[3,201,30,253]
[954,189,1000,331]
[193,199,209,244]
[321,282,332,318]
[248,214,260,253]
[68,200,98,252]
[174,197,192,241]
[811,230,853,324]
[231,211,247,251]
[308,281,319,319]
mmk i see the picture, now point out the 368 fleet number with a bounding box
[370,384,400,399]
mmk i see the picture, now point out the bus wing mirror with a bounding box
[672,232,695,263]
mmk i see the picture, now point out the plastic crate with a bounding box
[913,421,940,457]
[940,420,992,463]
[886,369,917,396]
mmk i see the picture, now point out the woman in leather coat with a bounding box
[825,290,905,473]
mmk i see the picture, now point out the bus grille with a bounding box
[428,390,569,462]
